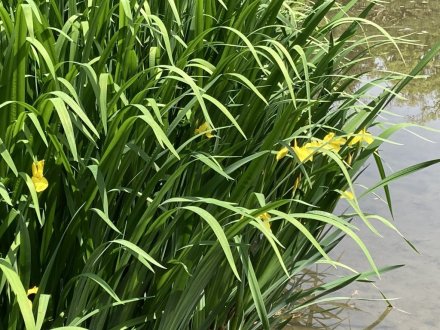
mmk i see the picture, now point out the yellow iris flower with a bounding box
[31,160,48,192]
[349,129,373,146]
[322,132,346,153]
[293,140,315,163]
[276,132,347,163]
[195,122,215,139]
[258,212,271,230]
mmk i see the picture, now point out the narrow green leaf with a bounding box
[19,172,43,226]
[90,208,121,235]
[183,206,241,280]
[49,98,78,161]
[0,138,18,176]
[0,259,36,330]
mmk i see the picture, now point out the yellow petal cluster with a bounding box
[195,122,215,139]
[275,129,373,163]
[258,212,271,230]
[293,140,316,163]
[31,160,48,192]
[275,140,321,163]
[322,132,346,153]
[349,129,373,146]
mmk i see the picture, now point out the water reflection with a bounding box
[348,0,440,124]
[285,267,353,329]
[287,2,440,329]
[335,2,440,329]
[284,266,394,329]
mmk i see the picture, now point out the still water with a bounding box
[290,1,440,329]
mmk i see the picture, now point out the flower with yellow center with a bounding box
[31,160,48,192]
[340,190,354,200]
[293,140,315,163]
[349,129,374,146]
[322,132,346,153]
[194,122,215,139]
[258,212,271,230]
[276,147,289,161]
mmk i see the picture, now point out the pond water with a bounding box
[288,1,440,329]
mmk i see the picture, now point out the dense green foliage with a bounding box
[0,0,438,329]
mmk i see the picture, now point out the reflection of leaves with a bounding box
[364,307,393,330]
[283,266,357,329]
[344,0,440,122]
[408,99,440,124]
[283,266,394,329]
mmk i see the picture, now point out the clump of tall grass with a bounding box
[0,0,438,329]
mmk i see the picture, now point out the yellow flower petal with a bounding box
[31,160,49,192]
[323,132,336,141]
[340,190,354,200]
[195,122,215,139]
[276,147,289,161]
[349,136,360,146]
[363,133,374,145]
[293,140,314,163]
[258,212,271,230]
[322,132,346,153]
[349,129,373,146]
[258,212,271,221]
[263,221,271,231]
[324,143,341,153]
[32,160,45,178]
[27,286,38,296]
[32,176,48,192]
[305,140,322,149]
[32,162,38,178]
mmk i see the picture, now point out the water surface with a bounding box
[290,1,440,329]
[332,1,440,329]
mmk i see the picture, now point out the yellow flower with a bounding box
[31,160,48,192]
[322,132,346,153]
[349,129,374,146]
[305,140,322,149]
[27,286,38,296]
[195,122,215,139]
[258,212,271,230]
[293,140,315,163]
[276,147,289,161]
[340,190,355,200]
